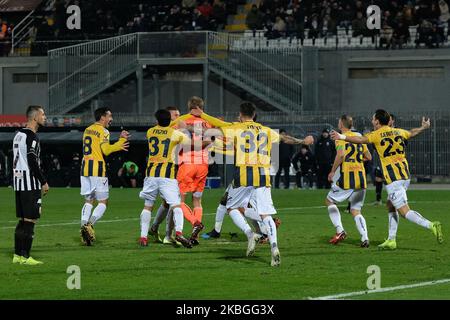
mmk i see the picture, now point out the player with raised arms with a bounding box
[192,102,314,266]
[80,107,130,246]
[331,109,443,247]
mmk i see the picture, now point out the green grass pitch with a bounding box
[0,187,449,300]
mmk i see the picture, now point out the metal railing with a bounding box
[80,110,448,177]
[48,32,307,115]
[11,10,35,55]
[48,33,139,114]
[208,32,303,113]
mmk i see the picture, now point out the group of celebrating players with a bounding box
[11,99,444,267]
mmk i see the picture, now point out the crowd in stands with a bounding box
[0,0,245,56]
[246,0,450,48]
[33,0,241,40]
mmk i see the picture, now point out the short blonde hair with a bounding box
[188,96,204,110]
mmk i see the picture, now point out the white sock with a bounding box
[229,209,253,239]
[140,209,151,238]
[258,221,268,235]
[262,216,278,250]
[81,203,93,226]
[328,204,344,234]
[214,204,227,233]
[173,207,184,233]
[405,210,432,229]
[152,205,168,230]
[388,212,399,240]
[166,209,174,238]
[354,214,368,242]
[249,219,262,234]
[89,203,107,225]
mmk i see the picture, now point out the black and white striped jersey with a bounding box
[12,128,47,191]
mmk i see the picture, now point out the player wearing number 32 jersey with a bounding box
[192,102,314,266]
[79,107,130,246]
[331,109,444,248]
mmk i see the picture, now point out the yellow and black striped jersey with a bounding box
[81,124,109,177]
[210,136,234,156]
[365,126,411,184]
[81,123,127,177]
[145,125,189,179]
[335,131,368,190]
[221,121,279,188]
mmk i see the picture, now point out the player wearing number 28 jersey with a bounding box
[326,115,372,248]
[79,107,130,246]
[331,109,443,248]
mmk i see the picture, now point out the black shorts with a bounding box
[15,190,41,220]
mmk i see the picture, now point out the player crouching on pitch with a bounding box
[138,109,211,248]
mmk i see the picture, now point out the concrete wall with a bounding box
[319,48,450,112]
[1,48,450,115]
[0,57,48,115]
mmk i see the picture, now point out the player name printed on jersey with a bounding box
[12,129,43,191]
[221,122,280,188]
[145,125,188,179]
[81,124,109,177]
[365,126,410,184]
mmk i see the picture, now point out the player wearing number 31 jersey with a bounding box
[331,109,444,248]
[79,107,130,246]
[138,109,205,248]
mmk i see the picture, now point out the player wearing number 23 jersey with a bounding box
[331,109,443,248]
[364,126,410,185]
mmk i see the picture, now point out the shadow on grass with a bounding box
[214,248,269,265]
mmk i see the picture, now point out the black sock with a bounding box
[22,221,35,259]
[375,181,383,201]
[14,220,24,256]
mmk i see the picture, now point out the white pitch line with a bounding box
[309,278,450,300]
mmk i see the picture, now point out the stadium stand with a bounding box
[1,0,246,56]
[235,0,450,49]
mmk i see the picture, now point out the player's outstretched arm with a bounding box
[282,135,314,145]
[190,107,232,128]
[330,130,369,144]
[101,133,129,156]
[169,114,191,128]
[409,117,431,138]
[363,149,372,161]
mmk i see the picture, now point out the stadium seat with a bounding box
[315,38,325,47]
[303,39,313,46]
